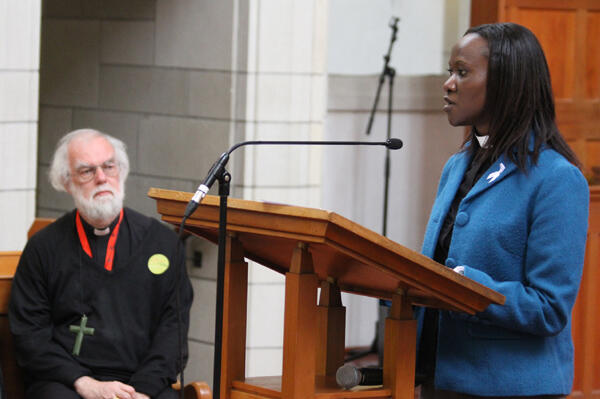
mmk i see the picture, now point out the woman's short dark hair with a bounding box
[464,22,580,170]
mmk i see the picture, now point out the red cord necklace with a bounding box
[75,209,123,271]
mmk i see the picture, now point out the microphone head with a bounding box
[386,138,403,150]
[336,364,361,389]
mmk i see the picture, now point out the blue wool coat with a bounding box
[420,144,589,396]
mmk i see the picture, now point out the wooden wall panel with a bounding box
[572,188,600,397]
[571,229,600,397]
[586,11,600,99]
[588,141,600,170]
[472,0,600,178]
[509,8,577,99]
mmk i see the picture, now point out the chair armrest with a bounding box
[172,381,212,399]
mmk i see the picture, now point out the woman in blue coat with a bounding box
[418,23,589,398]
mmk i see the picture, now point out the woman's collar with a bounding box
[475,134,489,148]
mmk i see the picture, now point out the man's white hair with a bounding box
[48,128,130,192]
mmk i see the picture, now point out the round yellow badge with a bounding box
[148,254,170,275]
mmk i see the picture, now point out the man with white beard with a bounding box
[9,129,193,399]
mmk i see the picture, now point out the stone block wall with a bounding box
[0,0,41,251]
[37,1,236,219]
[37,0,239,386]
[37,0,329,387]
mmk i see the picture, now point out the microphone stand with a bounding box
[365,16,399,238]
[213,169,231,399]
[365,16,400,367]
[182,138,403,399]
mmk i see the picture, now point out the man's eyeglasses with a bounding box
[74,161,120,183]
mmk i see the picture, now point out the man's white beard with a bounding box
[72,183,125,226]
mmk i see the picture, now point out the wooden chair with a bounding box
[0,251,24,398]
[172,381,213,399]
[0,219,212,399]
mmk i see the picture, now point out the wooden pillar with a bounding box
[383,290,416,399]
[282,242,318,398]
[220,235,248,399]
[316,277,345,376]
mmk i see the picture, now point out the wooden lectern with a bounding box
[149,188,505,399]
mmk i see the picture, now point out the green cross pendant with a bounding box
[69,314,95,356]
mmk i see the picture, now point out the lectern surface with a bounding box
[148,188,504,314]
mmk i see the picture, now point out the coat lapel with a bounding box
[466,131,539,201]
[422,151,472,257]
[440,152,472,215]
[464,155,518,202]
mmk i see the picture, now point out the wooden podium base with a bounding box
[148,189,504,399]
[231,376,392,399]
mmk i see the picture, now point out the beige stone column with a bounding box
[0,1,41,251]
[239,0,328,379]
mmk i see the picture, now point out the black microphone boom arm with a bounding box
[183,138,403,219]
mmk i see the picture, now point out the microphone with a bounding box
[386,137,403,149]
[183,138,403,220]
[336,364,383,389]
[184,151,229,220]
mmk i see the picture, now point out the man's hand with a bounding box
[132,392,150,399]
[74,376,136,399]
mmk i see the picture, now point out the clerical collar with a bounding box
[75,209,124,271]
[78,212,121,236]
[476,134,489,148]
[94,226,110,236]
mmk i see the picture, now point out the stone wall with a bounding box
[37,0,239,386]
[36,0,328,386]
[0,1,41,251]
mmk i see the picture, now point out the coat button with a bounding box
[446,258,456,267]
[455,212,469,226]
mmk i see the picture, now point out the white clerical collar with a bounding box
[80,211,122,236]
[476,134,489,148]
[94,227,111,236]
